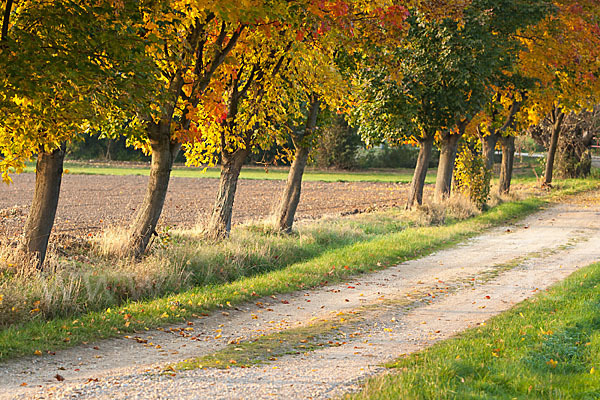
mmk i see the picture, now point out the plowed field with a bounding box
[0,173,420,238]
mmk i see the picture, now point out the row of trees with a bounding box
[2,0,599,268]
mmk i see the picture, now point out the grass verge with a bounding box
[0,179,596,362]
[0,198,542,361]
[349,261,600,400]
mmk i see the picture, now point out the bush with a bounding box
[67,135,151,162]
[454,143,492,209]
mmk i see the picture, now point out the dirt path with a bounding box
[2,194,600,399]
[0,173,410,238]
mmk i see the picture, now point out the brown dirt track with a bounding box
[0,173,413,239]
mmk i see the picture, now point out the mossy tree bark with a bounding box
[434,133,461,202]
[206,147,251,240]
[479,130,499,171]
[127,122,181,257]
[498,135,515,195]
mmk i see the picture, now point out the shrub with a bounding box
[454,143,492,209]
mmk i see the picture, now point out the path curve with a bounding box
[2,193,600,399]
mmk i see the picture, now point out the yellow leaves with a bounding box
[10,95,33,107]
[34,350,42,356]
[1,172,12,184]
[144,21,159,32]
[539,327,553,336]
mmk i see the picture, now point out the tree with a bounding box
[124,3,287,254]
[180,26,305,239]
[184,1,407,237]
[0,0,156,267]
[275,96,320,233]
[355,1,532,207]
[530,107,598,178]
[517,0,600,186]
[275,1,418,232]
[474,91,526,195]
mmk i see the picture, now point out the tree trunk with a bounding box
[407,136,434,209]
[275,146,310,233]
[20,144,66,268]
[105,138,112,161]
[434,133,461,202]
[206,148,250,240]
[275,99,319,233]
[127,122,180,257]
[479,97,522,174]
[498,135,515,195]
[1,0,13,42]
[543,108,566,186]
[480,132,498,171]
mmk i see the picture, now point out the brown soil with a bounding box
[0,173,417,239]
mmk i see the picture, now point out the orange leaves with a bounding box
[372,5,410,30]
[519,0,600,118]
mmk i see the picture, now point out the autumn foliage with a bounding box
[1,0,599,266]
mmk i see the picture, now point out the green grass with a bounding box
[24,161,437,183]
[0,179,596,363]
[349,261,600,400]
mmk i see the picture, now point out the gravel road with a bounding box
[2,190,600,399]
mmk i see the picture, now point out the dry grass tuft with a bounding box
[91,226,131,258]
[405,193,481,226]
[0,233,190,327]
